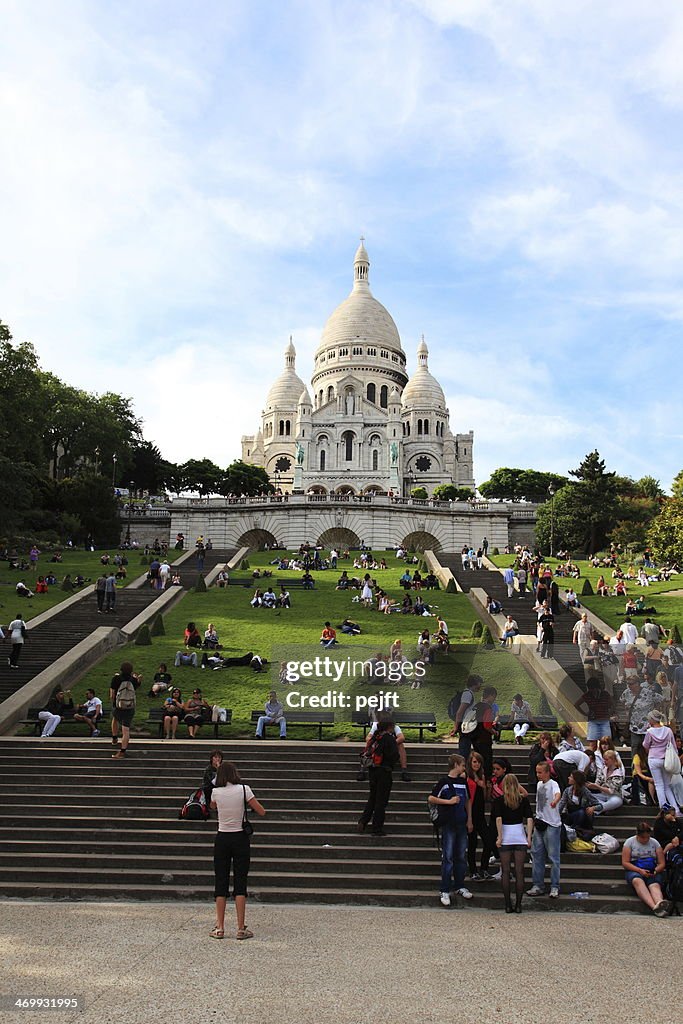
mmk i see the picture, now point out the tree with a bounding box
[634,476,664,501]
[479,467,568,502]
[60,473,120,546]
[647,498,683,564]
[410,487,428,500]
[130,441,167,494]
[671,470,683,499]
[432,484,474,501]
[0,324,48,469]
[182,458,223,497]
[219,460,272,496]
[535,451,621,555]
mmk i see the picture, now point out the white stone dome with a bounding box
[315,242,404,357]
[401,336,446,410]
[265,338,306,411]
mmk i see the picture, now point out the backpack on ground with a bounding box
[115,679,136,711]
[179,788,208,820]
[664,848,683,915]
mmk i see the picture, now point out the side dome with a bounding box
[402,336,446,410]
[316,241,404,357]
[265,338,306,411]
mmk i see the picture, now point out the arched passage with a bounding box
[318,527,361,550]
[236,529,279,550]
[400,531,443,553]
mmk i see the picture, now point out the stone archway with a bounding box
[333,485,356,495]
[236,528,279,550]
[401,530,443,553]
[318,527,361,550]
[362,484,385,495]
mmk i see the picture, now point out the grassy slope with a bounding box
[64,552,541,739]
[489,553,683,637]
[0,549,140,622]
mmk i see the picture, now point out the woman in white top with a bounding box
[210,761,266,940]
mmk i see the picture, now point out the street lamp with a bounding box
[112,453,118,488]
[408,470,415,498]
[548,485,555,558]
[126,480,134,545]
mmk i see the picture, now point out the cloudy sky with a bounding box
[2,0,682,489]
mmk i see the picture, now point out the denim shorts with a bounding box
[624,871,664,887]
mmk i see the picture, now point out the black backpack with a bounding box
[373,730,400,769]
[665,849,683,915]
[179,788,208,820]
[448,690,466,722]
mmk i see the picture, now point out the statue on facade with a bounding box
[295,441,305,465]
[390,441,398,465]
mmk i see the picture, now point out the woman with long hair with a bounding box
[494,774,533,913]
[210,761,266,940]
[466,751,492,880]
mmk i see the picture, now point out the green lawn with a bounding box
[0,548,143,622]
[489,552,683,638]
[63,551,544,740]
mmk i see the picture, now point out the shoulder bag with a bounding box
[242,785,254,835]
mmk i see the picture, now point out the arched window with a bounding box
[327,385,335,404]
[279,420,285,436]
[417,419,423,435]
[285,420,291,436]
[372,449,378,471]
[319,390,323,407]
[406,422,410,436]
[342,431,354,462]
[320,450,326,471]
[367,382,376,404]
[380,385,388,409]
[424,419,429,435]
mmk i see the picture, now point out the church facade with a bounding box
[241,242,475,497]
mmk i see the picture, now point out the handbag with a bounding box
[592,832,620,855]
[242,785,254,836]
[664,741,681,775]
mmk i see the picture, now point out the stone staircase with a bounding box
[0,739,652,913]
[439,554,586,688]
[0,549,232,704]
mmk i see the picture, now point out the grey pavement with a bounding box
[0,901,680,1024]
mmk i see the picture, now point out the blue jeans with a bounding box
[531,824,561,889]
[440,823,468,892]
[256,716,286,737]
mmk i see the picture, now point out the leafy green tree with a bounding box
[182,458,223,497]
[130,441,167,494]
[432,484,474,501]
[410,487,428,499]
[220,460,272,496]
[479,467,567,502]
[60,473,120,545]
[647,498,683,564]
[535,451,620,555]
[634,476,664,500]
[671,470,683,499]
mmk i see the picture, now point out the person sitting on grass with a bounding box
[184,622,201,648]
[15,581,34,599]
[262,587,277,608]
[622,821,671,916]
[340,618,361,635]
[73,688,103,736]
[149,663,173,696]
[203,623,220,649]
[320,621,339,647]
[277,587,291,608]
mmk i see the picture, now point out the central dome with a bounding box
[316,241,404,357]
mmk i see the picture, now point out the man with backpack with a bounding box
[110,661,142,759]
[429,753,474,906]
[357,714,400,836]
[448,674,483,758]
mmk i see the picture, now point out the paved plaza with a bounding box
[0,901,679,1024]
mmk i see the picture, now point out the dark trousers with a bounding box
[96,589,105,611]
[473,737,493,780]
[468,802,493,874]
[105,590,116,611]
[360,767,393,830]
[9,643,22,666]
[213,831,250,898]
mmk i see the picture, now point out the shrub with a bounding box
[139,555,148,565]
[492,547,500,556]
[150,613,165,637]
[581,578,594,596]
[446,578,457,593]
[471,620,483,637]
[240,559,250,570]
[480,625,494,646]
[61,577,74,592]
[194,574,207,593]
[135,624,152,646]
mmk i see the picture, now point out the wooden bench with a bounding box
[19,707,111,736]
[497,714,559,732]
[145,706,233,738]
[351,710,437,742]
[250,709,334,740]
[224,578,251,587]
[276,578,315,589]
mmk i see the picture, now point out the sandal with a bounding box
[236,928,254,940]
[209,927,224,939]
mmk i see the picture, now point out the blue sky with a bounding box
[1,0,682,489]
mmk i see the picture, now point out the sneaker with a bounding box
[111,737,119,746]
[92,730,100,737]
[456,887,473,900]
[549,887,560,899]
[490,870,502,881]
[401,771,411,782]
[469,873,484,881]
[439,892,451,907]
[526,886,545,897]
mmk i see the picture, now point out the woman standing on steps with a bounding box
[210,761,266,940]
[493,774,533,913]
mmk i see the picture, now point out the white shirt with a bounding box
[213,783,255,833]
[9,619,25,644]
[368,722,403,738]
[554,749,590,772]
[535,779,561,827]
[620,622,638,645]
[83,696,102,714]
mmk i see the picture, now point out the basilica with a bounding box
[241,241,475,497]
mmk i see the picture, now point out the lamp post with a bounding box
[126,481,134,545]
[112,453,117,488]
[274,470,280,496]
[548,485,555,558]
[408,470,415,498]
